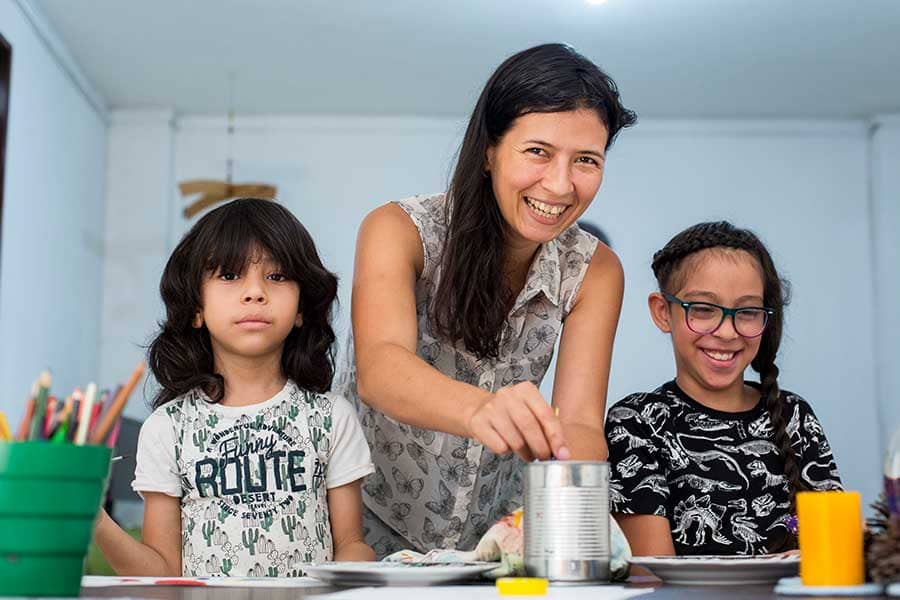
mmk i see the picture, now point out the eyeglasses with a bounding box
[662,292,774,338]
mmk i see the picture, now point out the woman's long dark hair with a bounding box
[651,221,801,551]
[147,198,338,408]
[431,43,637,359]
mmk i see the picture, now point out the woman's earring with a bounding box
[294,313,304,328]
[192,313,203,329]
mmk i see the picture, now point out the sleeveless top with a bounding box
[335,193,599,551]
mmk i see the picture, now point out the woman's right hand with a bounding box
[466,381,570,462]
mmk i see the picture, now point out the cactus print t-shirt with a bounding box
[605,380,842,556]
[132,380,374,576]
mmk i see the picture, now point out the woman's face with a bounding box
[486,108,609,245]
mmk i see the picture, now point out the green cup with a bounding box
[0,442,111,597]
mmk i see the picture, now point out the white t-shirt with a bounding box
[133,380,374,576]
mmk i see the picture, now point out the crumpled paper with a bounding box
[384,508,631,581]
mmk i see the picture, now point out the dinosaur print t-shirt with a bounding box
[605,380,841,555]
[133,380,374,576]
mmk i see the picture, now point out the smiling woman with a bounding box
[336,43,637,557]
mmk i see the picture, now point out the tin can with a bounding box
[523,460,610,582]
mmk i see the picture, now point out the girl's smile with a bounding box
[699,346,742,369]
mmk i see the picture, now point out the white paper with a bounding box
[80,575,324,588]
[320,584,654,600]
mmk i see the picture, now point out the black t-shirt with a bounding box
[605,380,841,556]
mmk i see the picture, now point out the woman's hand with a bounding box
[466,381,570,462]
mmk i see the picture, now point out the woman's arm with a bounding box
[328,480,375,561]
[352,204,567,461]
[93,492,182,575]
[551,242,624,460]
[614,514,676,556]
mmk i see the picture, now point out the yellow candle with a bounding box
[797,490,864,586]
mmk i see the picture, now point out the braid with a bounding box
[653,221,797,552]
[651,222,759,292]
[758,359,804,551]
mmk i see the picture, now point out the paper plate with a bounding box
[303,562,496,586]
[629,554,799,586]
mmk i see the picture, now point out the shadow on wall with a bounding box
[578,220,611,248]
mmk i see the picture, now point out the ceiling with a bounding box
[34,0,900,119]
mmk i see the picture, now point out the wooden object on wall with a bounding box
[179,180,277,218]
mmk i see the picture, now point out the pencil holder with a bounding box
[0,441,111,596]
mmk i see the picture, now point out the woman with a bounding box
[337,43,636,556]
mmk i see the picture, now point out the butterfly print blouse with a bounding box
[336,193,600,551]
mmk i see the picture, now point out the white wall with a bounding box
[101,115,884,502]
[97,110,174,413]
[0,2,108,426]
[590,121,880,503]
[870,114,900,448]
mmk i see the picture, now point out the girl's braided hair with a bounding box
[652,221,800,551]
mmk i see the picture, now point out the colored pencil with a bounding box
[74,383,97,445]
[28,372,51,441]
[89,361,145,445]
[106,418,122,449]
[50,402,73,443]
[93,386,119,439]
[88,398,104,438]
[0,411,12,441]
[43,396,58,439]
[15,398,35,441]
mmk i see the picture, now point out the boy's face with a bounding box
[648,249,765,400]
[196,254,302,365]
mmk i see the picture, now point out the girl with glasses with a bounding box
[606,221,841,557]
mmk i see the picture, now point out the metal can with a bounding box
[523,460,610,582]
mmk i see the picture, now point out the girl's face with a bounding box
[648,249,766,398]
[486,108,608,246]
[197,253,302,364]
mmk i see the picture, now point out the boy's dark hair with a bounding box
[147,198,338,408]
[651,220,800,551]
[431,43,636,359]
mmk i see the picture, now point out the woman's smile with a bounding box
[522,196,570,223]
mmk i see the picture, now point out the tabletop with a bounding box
[79,579,893,600]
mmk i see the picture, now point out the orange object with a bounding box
[797,490,864,586]
[15,399,35,441]
[89,362,145,444]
